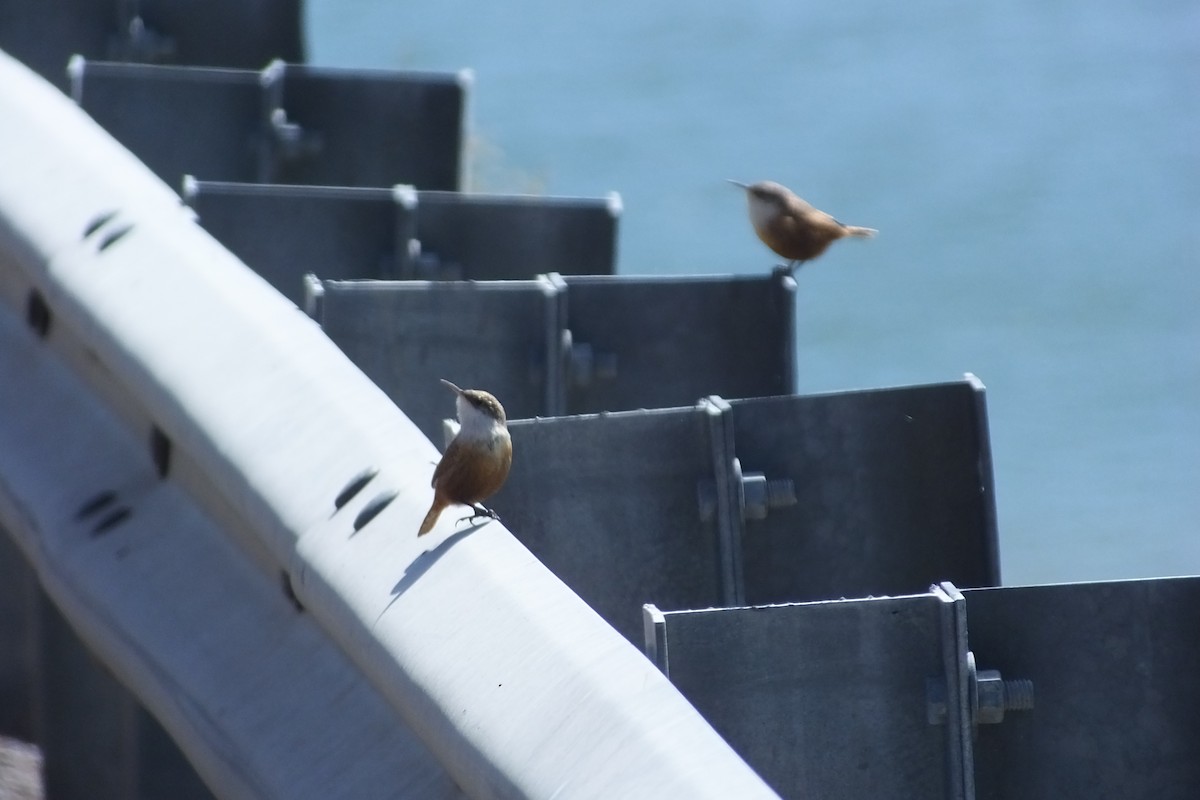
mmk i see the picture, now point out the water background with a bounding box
[306,0,1198,585]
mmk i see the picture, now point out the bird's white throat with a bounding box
[456,395,506,442]
[745,193,777,232]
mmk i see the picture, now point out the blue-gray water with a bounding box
[306,1,1198,585]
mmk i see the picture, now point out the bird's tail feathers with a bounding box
[844,225,878,238]
[417,500,445,536]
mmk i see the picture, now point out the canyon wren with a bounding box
[417,379,513,536]
[728,180,876,273]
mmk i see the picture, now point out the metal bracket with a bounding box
[695,394,797,526]
[258,61,325,182]
[390,184,422,279]
[405,250,460,281]
[501,272,617,411]
[702,396,743,606]
[697,397,798,606]
[932,581,976,800]
[266,107,323,163]
[108,14,176,63]
[926,582,1035,799]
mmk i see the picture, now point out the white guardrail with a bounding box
[0,50,779,799]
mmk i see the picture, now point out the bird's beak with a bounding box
[440,379,464,395]
[726,179,749,190]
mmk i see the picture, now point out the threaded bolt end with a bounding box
[765,478,797,508]
[1003,679,1035,711]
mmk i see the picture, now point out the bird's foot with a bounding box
[457,504,500,527]
[774,259,808,277]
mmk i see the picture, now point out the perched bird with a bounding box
[418,379,513,536]
[728,179,876,272]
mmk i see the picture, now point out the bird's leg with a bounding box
[457,503,501,527]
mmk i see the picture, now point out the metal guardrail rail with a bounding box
[0,50,780,799]
[0,306,464,800]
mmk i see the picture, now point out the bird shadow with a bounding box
[373,522,488,625]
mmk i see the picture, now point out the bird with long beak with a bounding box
[728,179,876,273]
[417,379,513,536]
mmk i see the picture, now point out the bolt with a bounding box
[1004,678,1035,710]
[742,473,797,520]
[269,108,323,161]
[975,668,1035,725]
[569,343,593,387]
[594,351,619,381]
[569,343,617,387]
[927,661,1033,727]
[766,478,796,507]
